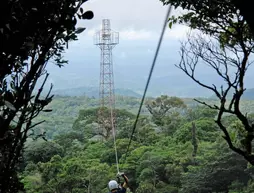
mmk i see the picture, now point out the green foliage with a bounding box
[30,95,254,139]
[54,131,85,152]
[72,107,136,140]
[185,106,217,121]
[24,139,64,164]
[19,95,254,192]
[21,172,42,193]
[174,118,219,143]
[181,142,250,193]
[146,95,186,126]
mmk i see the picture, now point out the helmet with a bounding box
[108,180,118,191]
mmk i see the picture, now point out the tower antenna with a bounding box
[94,19,119,140]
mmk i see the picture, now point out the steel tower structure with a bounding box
[94,19,119,139]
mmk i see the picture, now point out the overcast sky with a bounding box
[80,0,186,37]
[45,0,253,92]
[64,0,189,56]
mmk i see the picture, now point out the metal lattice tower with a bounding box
[94,19,119,139]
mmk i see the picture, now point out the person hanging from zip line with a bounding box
[108,173,129,193]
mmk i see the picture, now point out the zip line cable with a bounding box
[110,4,172,174]
[122,5,172,164]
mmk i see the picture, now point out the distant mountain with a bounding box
[49,86,142,98]
[242,88,254,100]
[41,60,254,98]
[209,88,254,100]
[114,88,142,98]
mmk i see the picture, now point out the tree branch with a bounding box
[176,31,254,164]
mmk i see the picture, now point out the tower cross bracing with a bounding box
[94,19,119,140]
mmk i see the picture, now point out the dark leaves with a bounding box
[0,0,93,191]
[80,7,83,14]
[42,109,53,112]
[75,27,86,34]
[161,0,252,47]
[82,10,94,20]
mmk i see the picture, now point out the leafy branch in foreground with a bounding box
[161,0,254,165]
[0,0,93,192]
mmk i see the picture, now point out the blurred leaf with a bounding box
[80,7,83,14]
[75,27,86,34]
[82,11,94,20]
[42,109,53,112]
[4,100,16,111]
[169,22,173,29]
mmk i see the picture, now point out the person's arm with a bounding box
[121,174,129,189]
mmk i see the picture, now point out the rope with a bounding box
[110,101,120,174]
[106,102,120,175]
[122,5,172,164]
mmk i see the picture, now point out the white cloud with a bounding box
[80,0,191,42]
[85,24,190,42]
[164,25,190,40]
[117,24,190,41]
[86,24,101,37]
[119,28,153,40]
[86,27,154,41]
[81,0,169,30]
[87,28,96,37]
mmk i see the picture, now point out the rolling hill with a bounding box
[209,88,254,100]
[49,86,142,98]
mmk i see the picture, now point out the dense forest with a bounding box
[20,95,254,193]
[1,0,254,192]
